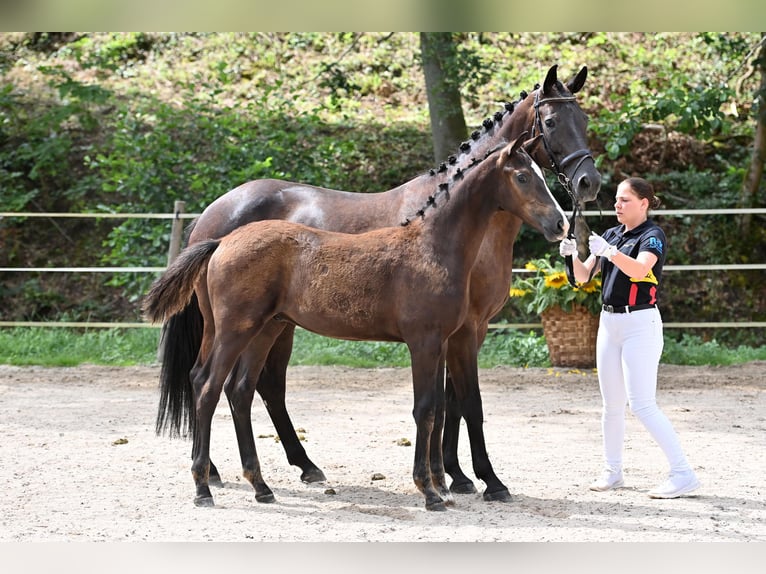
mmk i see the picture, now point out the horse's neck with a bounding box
[420,160,503,264]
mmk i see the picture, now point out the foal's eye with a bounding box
[517,173,529,184]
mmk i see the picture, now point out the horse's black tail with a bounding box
[142,239,220,437]
[155,293,203,438]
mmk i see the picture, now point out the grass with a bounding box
[0,327,763,368]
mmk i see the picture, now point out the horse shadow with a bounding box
[215,479,764,540]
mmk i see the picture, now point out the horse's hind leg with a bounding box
[189,342,243,507]
[256,324,326,483]
[224,328,286,503]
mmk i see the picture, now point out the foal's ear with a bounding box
[566,66,588,94]
[543,64,558,95]
[507,131,529,156]
[522,134,543,154]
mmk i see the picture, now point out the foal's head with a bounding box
[496,134,569,242]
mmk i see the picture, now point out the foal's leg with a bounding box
[427,353,453,505]
[255,324,326,483]
[445,327,511,502]
[408,340,449,511]
[224,329,281,503]
[190,337,249,507]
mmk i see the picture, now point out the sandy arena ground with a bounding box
[0,362,764,543]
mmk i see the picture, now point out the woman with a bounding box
[559,177,699,499]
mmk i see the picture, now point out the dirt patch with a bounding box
[0,362,764,541]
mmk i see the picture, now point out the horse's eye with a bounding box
[517,173,528,184]
[544,118,555,128]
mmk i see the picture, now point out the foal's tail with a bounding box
[143,239,220,325]
[142,239,220,438]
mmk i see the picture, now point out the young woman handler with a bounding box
[559,177,699,499]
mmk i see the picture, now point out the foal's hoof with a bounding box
[301,467,327,483]
[194,495,215,507]
[255,491,276,504]
[425,499,448,512]
[483,488,512,503]
[450,480,478,495]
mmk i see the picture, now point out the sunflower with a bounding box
[509,256,603,316]
[543,271,568,289]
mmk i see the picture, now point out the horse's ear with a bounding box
[543,65,559,95]
[567,66,588,94]
[507,131,528,156]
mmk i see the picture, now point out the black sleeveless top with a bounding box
[600,219,666,308]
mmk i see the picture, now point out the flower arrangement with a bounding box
[509,256,602,316]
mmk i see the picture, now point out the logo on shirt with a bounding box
[630,268,659,285]
[648,237,663,254]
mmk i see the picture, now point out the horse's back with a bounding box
[190,178,422,243]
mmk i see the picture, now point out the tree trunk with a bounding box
[419,33,467,163]
[740,33,766,237]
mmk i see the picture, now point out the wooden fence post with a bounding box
[167,200,186,266]
[157,200,186,362]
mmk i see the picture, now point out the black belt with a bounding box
[602,303,657,314]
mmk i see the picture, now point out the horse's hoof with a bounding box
[209,474,224,488]
[426,500,448,512]
[255,492,276,503]
[194,496,215,507]
[483,488,512,503]
[439,490,456,506]
[301,468,327,483]
[450,480,478,495]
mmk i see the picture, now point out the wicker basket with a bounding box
[540,304,600,368]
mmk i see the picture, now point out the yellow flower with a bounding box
[524,262,538,271]
[579,279,601,293]
[509,287,528,298]
[543,272,568,289]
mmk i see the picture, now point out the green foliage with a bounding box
[478,329,551,368]
[661,333,766,365]
[0,32,764,346]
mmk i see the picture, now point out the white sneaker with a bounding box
[589,469,624,491]
[648,470,700,499]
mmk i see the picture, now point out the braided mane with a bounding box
[401,141,509,226]
[401,84,540,227]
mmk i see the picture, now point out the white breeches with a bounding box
[596,307,691,473]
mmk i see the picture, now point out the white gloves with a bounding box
[559,237,578,257]
[589,232,618,260]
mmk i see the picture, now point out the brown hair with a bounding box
[623,177,661,210]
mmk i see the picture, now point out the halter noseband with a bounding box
[532,91,597,287]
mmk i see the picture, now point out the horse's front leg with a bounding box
[409,341,449,511]
[256,324,326,483]
[446,327,511,502]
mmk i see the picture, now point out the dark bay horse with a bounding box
[144,136,568,510]
[156,64,601,501]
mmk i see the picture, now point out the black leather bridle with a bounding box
[531,90,597,287]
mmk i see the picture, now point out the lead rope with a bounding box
[559,168,598,288]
